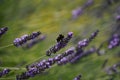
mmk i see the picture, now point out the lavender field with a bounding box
[0,0,120,80]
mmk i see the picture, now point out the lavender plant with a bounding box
[0,0,120,80]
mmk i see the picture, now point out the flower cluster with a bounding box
[16,58,56,80]
[73,74,82,80]
[46,32,73,56]
[0,68,10,77]
[70,47,96,63]
[13,31,41,47]
[16,47,75,80]
[0,27,8,37]
[108,34,120,49]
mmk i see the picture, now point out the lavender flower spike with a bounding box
[13,31,41,47]
[46,32,73,56]
[108,34,120,49]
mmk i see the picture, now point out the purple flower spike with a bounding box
[68,32,73,37]
[13,31,42,47]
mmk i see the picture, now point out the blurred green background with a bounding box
[0,0,120,80]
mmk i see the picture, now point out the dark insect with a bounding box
[56,34,64,42]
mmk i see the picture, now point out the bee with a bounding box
[56,34,64,42]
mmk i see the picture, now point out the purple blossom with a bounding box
[17,30,99,79]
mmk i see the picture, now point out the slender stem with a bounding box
[0,67,26,70]
[0,77,16,80]
[0,44,13,50]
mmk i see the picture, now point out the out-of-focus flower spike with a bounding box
[108,33,120,49]
[0,27,8,37]
[72,7,83,19]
